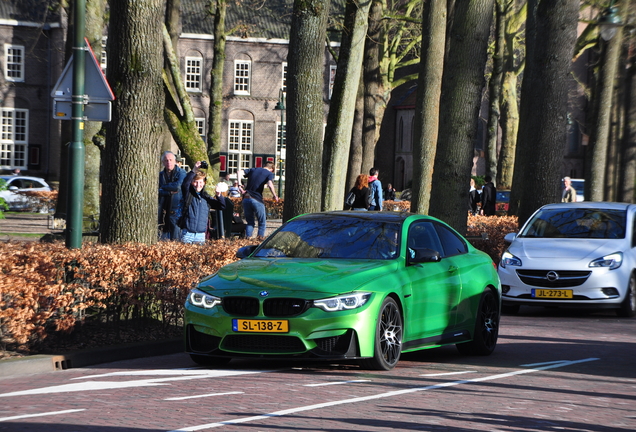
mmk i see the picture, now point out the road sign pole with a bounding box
[66,0,86,249]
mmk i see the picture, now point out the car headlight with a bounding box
[589,252,623,270]
[313,292,371,312]
[500,251,522,268]
[187,288,221,309]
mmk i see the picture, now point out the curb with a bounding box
[0,338,183,379]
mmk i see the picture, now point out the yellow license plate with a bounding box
[232,319,289,333]
[532,289,573,299]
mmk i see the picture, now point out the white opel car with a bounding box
[0,175,52,210]
[498,202,636,317]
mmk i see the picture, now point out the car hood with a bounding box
[508,238,623,260]
[198,258,397,297]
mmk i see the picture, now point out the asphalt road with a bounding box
[0,307,634,432]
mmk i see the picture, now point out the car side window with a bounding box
[9,179,22,188]
[434,223,468,257]
[407,221,443,255]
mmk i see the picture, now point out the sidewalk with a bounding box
[0,212,56,241]
[0,213,282,241]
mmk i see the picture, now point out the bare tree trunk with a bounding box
[83,0,107,220]
[410,0,447,215]
[282,0,330,222]
[361,0,383,172]
[346,70,365,192]
[619,15,636,203]
[485,0,506,182]
[322,0,371,211]
[509,0,578,227]
[429,0,495,232]
[589,4,624,202]
[100,0,165,244]
[207,0,227,184]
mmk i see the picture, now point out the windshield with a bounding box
[519,208,626,239]
[254,217,401,259]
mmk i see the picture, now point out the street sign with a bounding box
[51,38,115,121]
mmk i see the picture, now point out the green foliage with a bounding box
[0,178,8,218]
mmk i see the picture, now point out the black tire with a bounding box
[190,354,232,367]
[617,273,636,318]
[360,297,403,370]
[457,288,499,356]
[501,304,520,315]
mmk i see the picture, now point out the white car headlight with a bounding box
[313,292,371,312]
[589,252,623,270]
[500,251,522,268]
[188,288,221,309]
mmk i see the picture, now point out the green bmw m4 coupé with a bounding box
[185,211,501,370]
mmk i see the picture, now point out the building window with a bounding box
[195,117,206,142]
[185,56,202,92]
[0,109,28,168]
[398,117,404,150]
[277,121,286,152]
[234,60,251,95]
[329,65,337,99]
[4,45,24,82]
[227,120,253,174]
[281,62,287,93]
[100,37,108,70]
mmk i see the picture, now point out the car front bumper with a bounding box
[498,265,628,308]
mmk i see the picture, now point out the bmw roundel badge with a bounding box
[259,291,269,297]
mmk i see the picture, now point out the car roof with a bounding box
[293,210,415,224]
[538,202,635,211]
[0,175,48,182]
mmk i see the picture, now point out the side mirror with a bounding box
[503,233,517,243]
[407,247,442,265]
[236,245,258,259]
[8,186,18,191]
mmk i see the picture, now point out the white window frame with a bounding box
[281,62,287,94]
[0,108,28,169]
[329,64,337,99]
[233,60,251,95]
[185,56,203,92]
[100,36,108,70]
[195,117,206,142]
[4,44,24,82]
[276,121,286,181]
[227,120,253,174]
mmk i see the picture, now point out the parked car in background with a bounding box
[185,211,501,370]
[498,202,636,317]
[0,176,52,211]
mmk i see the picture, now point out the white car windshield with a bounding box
[519,208,626,239]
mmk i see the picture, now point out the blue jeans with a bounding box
[181,229,206,244]
[243,198,267,238]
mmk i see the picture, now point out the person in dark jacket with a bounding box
[158,151,187,240]
[480,175,497,216]
[348,174,370,210]
[179,162,226,244]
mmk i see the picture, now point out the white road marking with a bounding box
[165,391,244,401]
[420,371,476,377]
[304,379,371,387]
[0,370,265,398]
[0,409,85,422]
[168,358,599,432]
[74,369,267,380]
